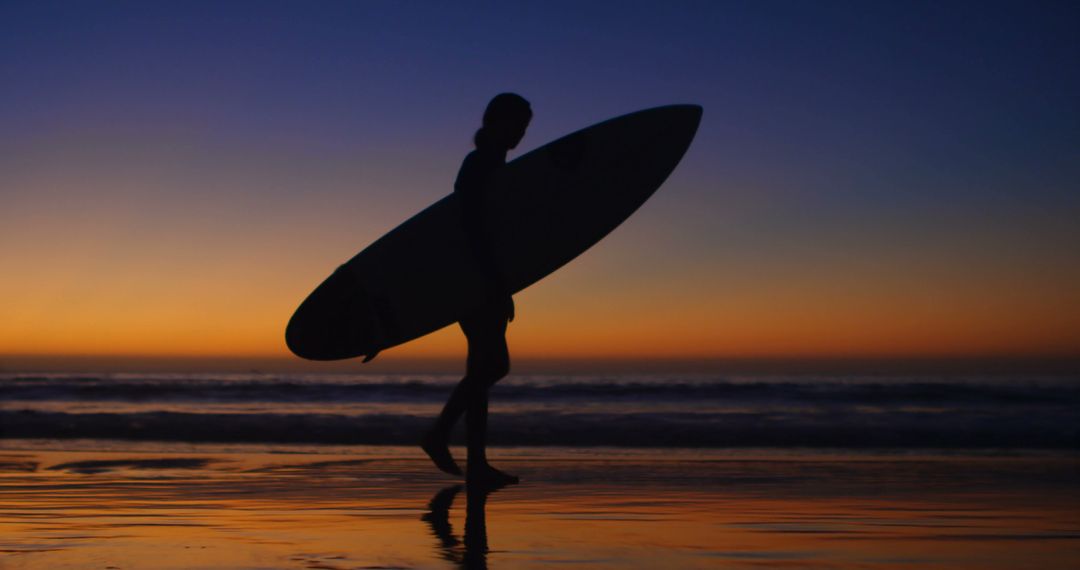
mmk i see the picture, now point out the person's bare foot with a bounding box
[421,433,462,476]
[466,462,519,486]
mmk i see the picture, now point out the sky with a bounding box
[1,1,1078,367]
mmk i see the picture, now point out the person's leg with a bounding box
[428,371,482,441]
[464,384,488,465]
[422,314,491,476]
[422,374,480,476]
[424,304,515,482]
[464,322,517,484]
[462,326,503,466]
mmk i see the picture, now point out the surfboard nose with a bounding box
[672,103,703,120]
[663,104,703,137]
[616,104,702,158]
[630,104,702,179]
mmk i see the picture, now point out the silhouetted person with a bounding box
[422,93,531,485]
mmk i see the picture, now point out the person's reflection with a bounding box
[422,481,516,569]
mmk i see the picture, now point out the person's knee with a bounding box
[457,374,487,397]
[488,354,510,383]
[470,357,508,385]
[465,339,509,384]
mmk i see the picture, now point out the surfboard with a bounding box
[286,104,702,361]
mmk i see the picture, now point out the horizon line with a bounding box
[3,353,1079,375]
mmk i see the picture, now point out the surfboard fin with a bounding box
[360,298,388,363]
[338,269,387,364]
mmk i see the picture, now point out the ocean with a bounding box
[2,372,1076,450]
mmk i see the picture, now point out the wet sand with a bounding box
[0,443,1077,569]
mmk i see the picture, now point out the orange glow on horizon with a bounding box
[3,267,1078,361]
[3,135,1079,364]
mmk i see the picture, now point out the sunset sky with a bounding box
[2,2,1078,367]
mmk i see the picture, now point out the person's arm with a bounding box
[455,153,514,319]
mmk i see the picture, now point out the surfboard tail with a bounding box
[285,268,382,361]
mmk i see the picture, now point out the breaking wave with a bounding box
[1,373,1076,449]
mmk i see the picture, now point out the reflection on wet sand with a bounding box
[424,481,515,569]
[0,444,1077,569]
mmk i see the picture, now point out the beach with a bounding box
[1,442,1077,569]
[2,372,1078,568]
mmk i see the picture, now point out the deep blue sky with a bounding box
[2,1,1078,359]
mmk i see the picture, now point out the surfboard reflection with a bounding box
[422,481,516,569]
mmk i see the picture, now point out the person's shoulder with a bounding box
[458,149,489,171]
[458,150,480,175]
[458,149,501,176]
[456,150,482,192]
[469,147,504,166]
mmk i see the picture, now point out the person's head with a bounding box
[474,93,531,151]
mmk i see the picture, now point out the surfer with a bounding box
[422,93,532,485]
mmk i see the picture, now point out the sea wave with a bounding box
[2,375,1078,405]
[1,407,1076,449]
[2,374,1076,448]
